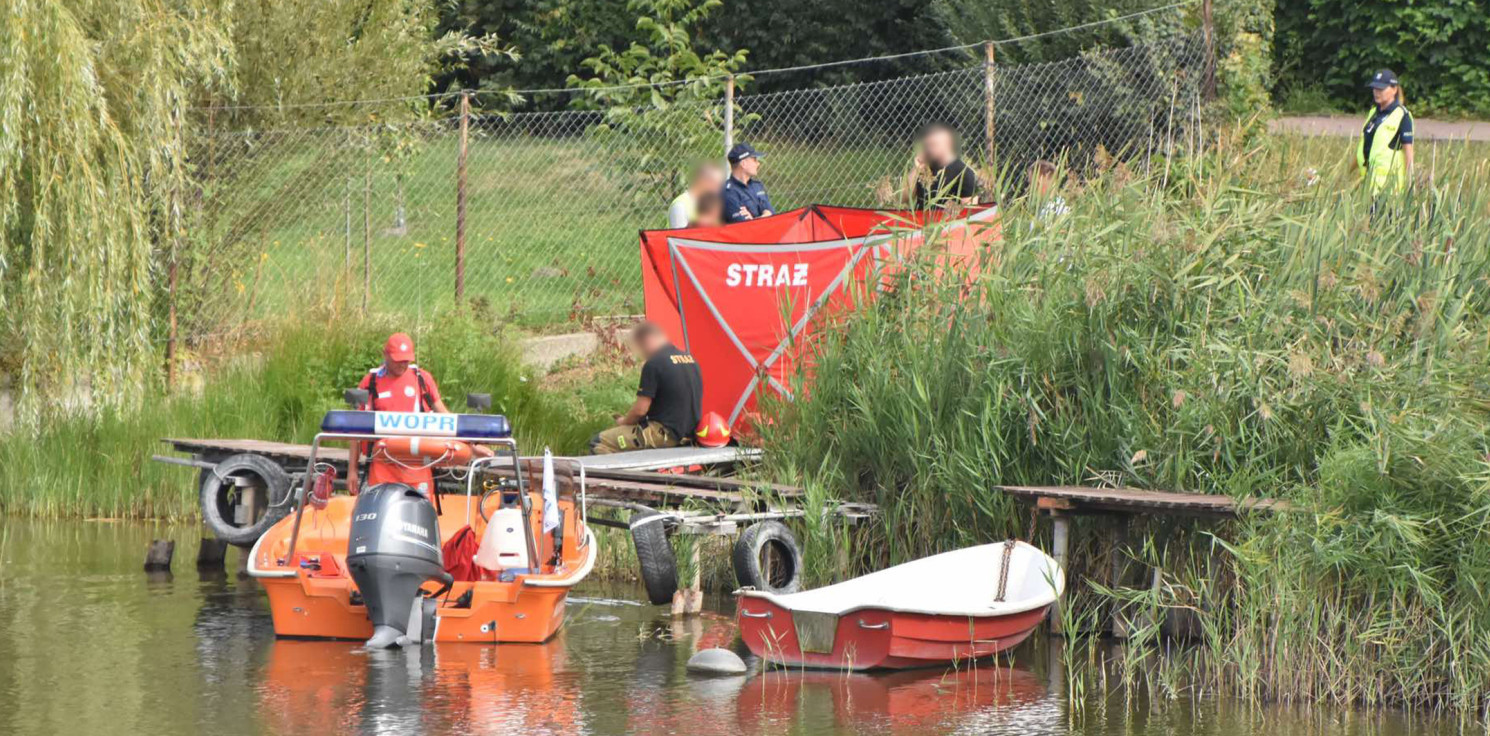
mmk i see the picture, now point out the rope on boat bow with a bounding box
[994,538,1018,602]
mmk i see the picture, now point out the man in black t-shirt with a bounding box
[909,123,980,209]
[589,322,704,455]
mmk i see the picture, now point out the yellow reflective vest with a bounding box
[1357,105,1410,194]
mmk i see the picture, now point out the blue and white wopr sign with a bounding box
[373,411,458,437]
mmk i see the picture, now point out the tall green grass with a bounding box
[761,132,1490,713]
[0,311,617,519]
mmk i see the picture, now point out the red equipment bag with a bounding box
[441,525,482,583]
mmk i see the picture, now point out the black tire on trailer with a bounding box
[200,453,293,547]
[630,510,678,605]
[733,520,803,594]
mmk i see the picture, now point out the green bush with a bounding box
[1273,0,1490,117]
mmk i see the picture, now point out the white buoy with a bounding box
[687,648,747,675]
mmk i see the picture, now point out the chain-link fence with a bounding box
[178,28,1205,348]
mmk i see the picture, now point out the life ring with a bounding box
[371,437,474,469]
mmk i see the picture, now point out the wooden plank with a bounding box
[996,485,1288,517]
[1036,497,1075,512]
[565,446,761,471]
[581,468,803,499]
[165,438,350,465]
[584,478,744,504]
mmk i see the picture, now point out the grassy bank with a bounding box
[761,132,1490,713]
[0,312,627,519]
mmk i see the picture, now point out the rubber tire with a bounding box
[733,520,803,594]
[200,453,292,547]
[630,510,678,605]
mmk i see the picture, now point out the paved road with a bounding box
[1272,115,1490,142]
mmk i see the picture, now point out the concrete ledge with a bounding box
[521,332,599,371]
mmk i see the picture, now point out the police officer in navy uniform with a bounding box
[722,143,774,224]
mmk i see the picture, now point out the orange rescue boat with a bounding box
[248,409,596,646]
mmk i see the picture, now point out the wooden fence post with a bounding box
[1202,0,1216,101]
[166,253,177,389]
[984,41,996,172]
[723,75,735,168]
[345,131,352,278]
[455,91,470,305]
[363,144,371,315]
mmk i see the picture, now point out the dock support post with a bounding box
[196,538,228,570]
[144,540,175,572]
[1049,512,1070,635]
[1109,516,1133,639]
[672,540,703,616]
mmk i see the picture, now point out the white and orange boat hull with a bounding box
[249,493,594,643]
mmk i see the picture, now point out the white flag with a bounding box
[541,447,560,534]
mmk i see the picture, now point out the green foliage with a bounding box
[442,0,950,97]
[569,0,749,202]
[933,0,1188,63]
[224,0,513,125]
[1,0,231,423]
[0,312,615,519]
[1,0,498,418]
[763,133,1490,710]
[703,0,951,90]
[1273,0,1490,117]
[438,0,635,101]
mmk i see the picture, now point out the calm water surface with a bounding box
[0,519,1455,735]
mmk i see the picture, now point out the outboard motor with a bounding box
[346,483,450,648]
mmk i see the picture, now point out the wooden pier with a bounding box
[158,438,802,514]
[996,484,1289,636]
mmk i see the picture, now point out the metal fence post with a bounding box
[724,75,735,167]
[984,41,996,172]
[455,91,470,305]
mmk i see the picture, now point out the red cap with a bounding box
[384,333,415,361]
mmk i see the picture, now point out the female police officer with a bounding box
[1359,69,1414,196]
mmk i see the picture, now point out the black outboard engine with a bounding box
[346,483,450,649]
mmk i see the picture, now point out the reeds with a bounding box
[761,131,1490,713]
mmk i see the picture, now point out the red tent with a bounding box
[639,204,1000,426]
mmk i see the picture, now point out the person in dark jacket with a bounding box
[908,123,980,209]
[721,143,774,223]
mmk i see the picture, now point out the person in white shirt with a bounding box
[668,162,726,228]
[1029,160,1069,222]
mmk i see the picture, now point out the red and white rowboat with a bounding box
[736,541,1063,670]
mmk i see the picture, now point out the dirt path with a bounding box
[1271,115,1490,142]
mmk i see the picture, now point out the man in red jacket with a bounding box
[350,332,452,495]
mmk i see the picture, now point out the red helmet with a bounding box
[694,412,732,448]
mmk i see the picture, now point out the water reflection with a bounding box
[738,666,1057,735]
[0,519,1466,736]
